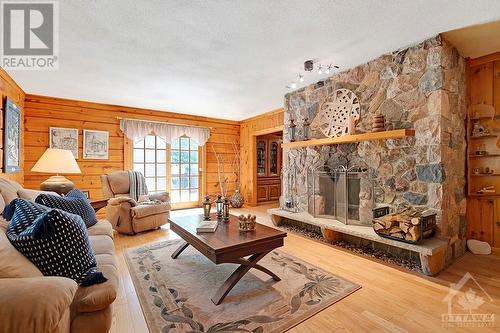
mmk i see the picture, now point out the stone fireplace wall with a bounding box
[282,35,467,262]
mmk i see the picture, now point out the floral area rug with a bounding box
[124,239,360,333]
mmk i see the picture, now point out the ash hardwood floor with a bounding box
[110,204,500,333]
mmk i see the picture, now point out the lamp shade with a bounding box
[31,148,81,174]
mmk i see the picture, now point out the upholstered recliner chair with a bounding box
[101,171,171,234]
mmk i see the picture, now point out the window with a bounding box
[132,135,201,206]
[170,136,199,204]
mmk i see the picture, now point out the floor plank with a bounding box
[110,204,500,332]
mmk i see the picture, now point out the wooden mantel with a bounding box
[281,129,415,149]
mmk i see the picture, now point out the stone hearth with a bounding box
[279,35,467,268]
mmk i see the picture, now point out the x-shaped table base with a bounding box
[171,241,280,305]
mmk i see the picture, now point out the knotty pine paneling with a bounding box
[0,68,25,185]
[240,108,284,206]
[24,95,239,203]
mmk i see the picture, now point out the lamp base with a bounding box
[40,176,75,195]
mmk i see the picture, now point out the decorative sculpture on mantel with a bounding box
[310,88,361,138]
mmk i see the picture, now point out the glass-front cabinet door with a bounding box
[269,140,279,176]
[257,140,266,177]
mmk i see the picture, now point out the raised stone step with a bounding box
[268,208,448,275]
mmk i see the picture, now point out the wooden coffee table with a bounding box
[169,213,287,305]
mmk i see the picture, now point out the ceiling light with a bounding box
[298,74,304,83]
[317,65,323,75]
[325,65,331,74]
[290,81,297,89]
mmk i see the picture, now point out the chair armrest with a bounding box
[0,277,77,333]
[131,202,170,219]
[108,196,137,207]
[149,191,170,203]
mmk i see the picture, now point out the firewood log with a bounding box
[373,222,385,231]
[390,226,402,234]
[399,222,410,233]
[408,226,420,241]
[411,217,420,225]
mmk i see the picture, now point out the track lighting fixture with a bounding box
[317,64,323,75]
[298,74,304,83]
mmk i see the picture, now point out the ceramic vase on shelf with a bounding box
[230,189,244,208]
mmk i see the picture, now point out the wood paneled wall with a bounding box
[240,108,284,206]
[0,68,25,185]
[23,95,239,200]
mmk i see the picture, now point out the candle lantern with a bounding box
[289,118,297,142]
[222,198,230,222]
[303,117,310,140]
[215,194,223,219]
[202,195,211,220]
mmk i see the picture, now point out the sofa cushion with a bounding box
[107,172,130,196]
[87,219,114,238]
[6,200,106,286]
[0,218,42,278]
[36,189,98,228]
[89,235,115,256]
[0,178,23,212]
[0,276,77,333]
[18,188,60,201]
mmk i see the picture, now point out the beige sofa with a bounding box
[0,178,118,333]
[101,171,170,234]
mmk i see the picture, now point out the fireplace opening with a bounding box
[307,166,374,226]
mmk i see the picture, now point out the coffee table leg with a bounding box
[171,241,189,259]
[211,251,279,305]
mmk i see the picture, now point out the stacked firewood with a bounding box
[372,114,385,132]
[373,208,434,243]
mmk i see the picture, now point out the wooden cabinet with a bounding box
[256,133,282,203]
[467,197,494,244]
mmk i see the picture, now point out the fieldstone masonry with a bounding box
[281,35,467,265]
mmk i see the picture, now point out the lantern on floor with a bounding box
[215,194,223,219]
[289,118,297,142]
[202,195,211,220]
[303,117,310,140]
[222,198,230,222]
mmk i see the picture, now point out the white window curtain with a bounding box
[119,119,210,146]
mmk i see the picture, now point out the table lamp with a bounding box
[31,148,82,195]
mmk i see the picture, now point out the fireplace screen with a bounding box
[307,166,374,226]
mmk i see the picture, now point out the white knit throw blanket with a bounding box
[128,171,148,201]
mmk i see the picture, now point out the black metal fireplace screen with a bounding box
[307,166,374,226]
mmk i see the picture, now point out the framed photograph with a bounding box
[81,190,90,199]
[3,97,21,173]
[50,127,78,158]
[83,129,109,160]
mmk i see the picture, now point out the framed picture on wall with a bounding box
[83,129,109,160]
[50,127,78,158]
[81,190,90,199]
[3,97,21,173]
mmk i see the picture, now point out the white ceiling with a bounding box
[8,0,500,120]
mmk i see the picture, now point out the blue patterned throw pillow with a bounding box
[6,199,106,286]
[35,189,98,228]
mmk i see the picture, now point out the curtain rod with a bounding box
[117,117,212,130]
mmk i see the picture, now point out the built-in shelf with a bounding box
[281,129,415,149]
[469,193,500,197]
[471,173,500,177]
[470,135,497,139]
[469,154,500,159]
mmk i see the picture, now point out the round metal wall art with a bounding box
[311,88,361,138]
